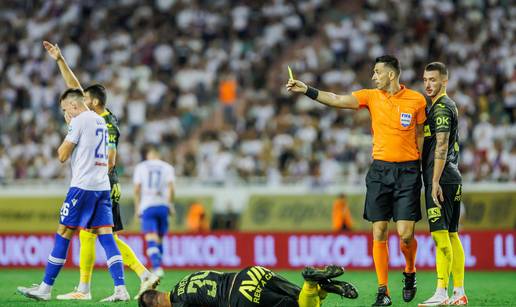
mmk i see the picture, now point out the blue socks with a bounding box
[98,234,125,286]
[43,234,71,285]
[146,240,161,269]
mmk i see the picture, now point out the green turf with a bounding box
[1,269,515,306]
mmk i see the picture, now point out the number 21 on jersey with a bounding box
[95,128,108,161]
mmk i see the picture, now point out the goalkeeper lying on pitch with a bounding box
[138,265,358,307]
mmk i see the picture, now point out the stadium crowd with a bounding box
[0,0,515,186]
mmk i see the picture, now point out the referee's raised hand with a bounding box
[286,79,308,94]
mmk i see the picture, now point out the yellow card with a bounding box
[288,65,294,80]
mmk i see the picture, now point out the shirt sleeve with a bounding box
[351,89,371,109]
[416,97,427,124]
[64,117,81,144]
[133,164,142,184]
[433,103,453,133]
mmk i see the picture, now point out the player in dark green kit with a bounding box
[419,62,468,306]
[44,41,158,300]
[138,266,359,307]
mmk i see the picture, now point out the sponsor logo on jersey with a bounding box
[424,124,431,137]
[427,207,441,223]
[239,266,273,303]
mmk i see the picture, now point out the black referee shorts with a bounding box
[364,160,422,222]
[111,200,124,232]
[425,184,462,232]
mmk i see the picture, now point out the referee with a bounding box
[419,62,467,306]
[286,55,426,306]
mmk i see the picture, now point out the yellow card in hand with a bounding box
[288,65,294,80]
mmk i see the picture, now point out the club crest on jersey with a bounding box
[400,113,412,127]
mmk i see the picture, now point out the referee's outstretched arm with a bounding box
[286,79,359,110]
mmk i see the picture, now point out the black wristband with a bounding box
[305,86,319,100]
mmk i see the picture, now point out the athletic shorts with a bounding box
[364,160,422,222]
[141,205,170,236]
[60,187,113,229]
[425,184,462,232]
[229,266,300,307]
[111,200,124,232]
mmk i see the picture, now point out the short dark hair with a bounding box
[376,55,401,75]
[425,62,448,77]
[59,88,84,103]
[84,83,107,107]
[138,290,159,307]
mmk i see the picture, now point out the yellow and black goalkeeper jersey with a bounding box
[170,270,235,307]
[422,95,462,185]
[100,109,120,186]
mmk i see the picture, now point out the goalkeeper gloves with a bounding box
[111,183,121,202]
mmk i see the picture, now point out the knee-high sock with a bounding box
[43,234,71,286]
[449,232,465,288]
[373,240,389,294]
[79,230,97,290]
[114,234,147,278]
[146,239,161,269]
[98,234,125,286]
[432,230,453,289]
[400,238,418,273]
[298,281,320,307]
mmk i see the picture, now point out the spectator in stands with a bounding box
[0,1,514,184]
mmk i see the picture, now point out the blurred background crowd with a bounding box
[0,0,515,186]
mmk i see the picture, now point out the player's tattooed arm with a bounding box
[435,132,450,160]
[431,131,449,206]
[43,41,83,91]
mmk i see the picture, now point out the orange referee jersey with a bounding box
[352,85,426,162]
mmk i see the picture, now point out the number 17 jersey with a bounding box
[65,110,110,191]
[133,159,175,214]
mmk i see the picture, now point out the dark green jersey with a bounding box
[100,109,120,186]
[422,95,462,185]
[170,271,235,307]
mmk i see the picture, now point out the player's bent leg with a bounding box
[114,233,150,277]
[298,281,321,307]
[97,226,130,302]
[449,232,467,305]
[396,220,418,302]
[18,225,76,301]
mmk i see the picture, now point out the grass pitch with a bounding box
[1,269,515,306]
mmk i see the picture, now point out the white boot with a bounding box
[100,285,130,302]
[17,284,51,301]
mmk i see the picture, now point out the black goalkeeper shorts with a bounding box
[112,200,124,232]
[425,184,462,232]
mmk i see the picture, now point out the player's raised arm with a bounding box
[43,41,83,91]
[286,79,359,110]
